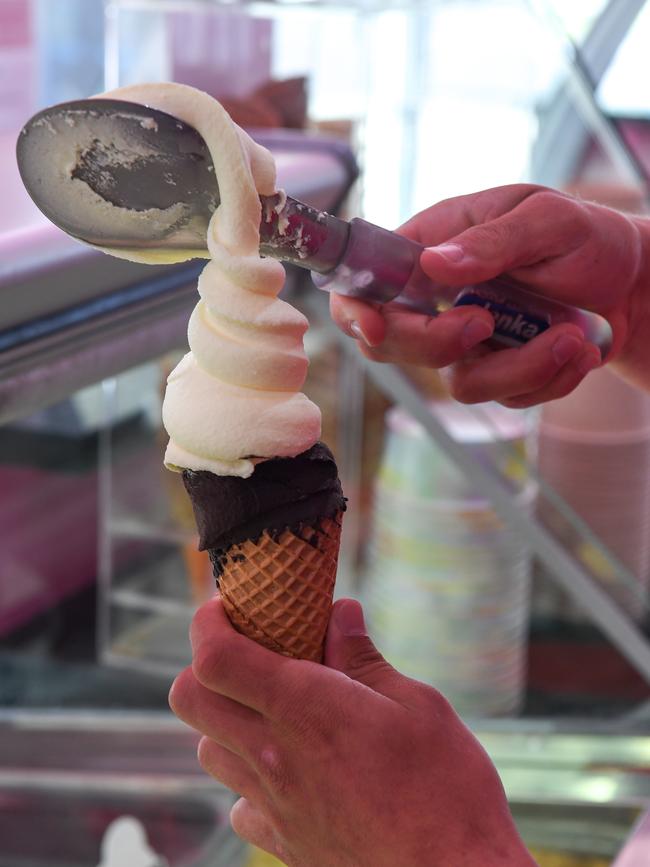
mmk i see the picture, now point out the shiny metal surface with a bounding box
[18,99,218,252]
[513,801,638,860]
[3,129,355,426]
[1,713,650,864]
[477,725,650,862]
[0,711,246,867]
[0,265,200,426]
[479,726,650,808]
[17,99,355,266]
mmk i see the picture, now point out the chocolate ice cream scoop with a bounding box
[182,442,346,552]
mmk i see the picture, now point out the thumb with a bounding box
[420,195,574,288]
[324,599,402,697]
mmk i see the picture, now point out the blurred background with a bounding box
[3,0,650,864]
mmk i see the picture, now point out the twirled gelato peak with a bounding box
[95,83,321,477]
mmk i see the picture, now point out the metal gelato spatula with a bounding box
[17,98,612,352]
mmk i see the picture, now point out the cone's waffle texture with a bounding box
[213,513,343,662]
[182,442,346,662]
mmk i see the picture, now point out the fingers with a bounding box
[404,187,586,294]
[445,325,601,405]
[169,665,266,760]
[396,184,547,246]
[331,295,495,367]
[496,343,602,408]
[330,187,600,379]
[331,284,602,406]
[197,736,261,802]
[189,596,325,722]
[419,193,586,289]
[331,292,603,405]
[171,667,302,803]
[230,798,286,862]
[329,293,386,347]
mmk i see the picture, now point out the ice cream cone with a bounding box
[183,442,346,662]
[216,514,343,661]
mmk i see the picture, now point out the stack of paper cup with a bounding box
[536,367,650,622]
[364,400,535,717]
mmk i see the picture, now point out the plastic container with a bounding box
[541,366,650,443]
[379,400,533,499]
[537,367,650,621]
[364,401,535,717]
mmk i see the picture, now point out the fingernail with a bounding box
[462,317,494,350]
[426,243,465,262]
[349,320,371,346]
[552,334,583,366]
[333,599,367,637]
[577,348,601,376]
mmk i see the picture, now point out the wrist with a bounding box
[611,214,650,388]
[630,214,650,296]
[457,818,538,867]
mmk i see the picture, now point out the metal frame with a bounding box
[530,0,649,190]
[301,285,650,692]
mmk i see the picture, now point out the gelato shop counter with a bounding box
[4,3,650,865]
[0,712,244,867]
[1,712,650,866]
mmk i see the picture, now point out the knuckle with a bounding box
[534,190,590,239]
[420,319,458,368]
[469,221,513,254]
[255,744,293,797]
[346,646,391,682]
[229,798,255,841]
[500,183,548,207]
[425,347,460,370]
[192,641,229,689]
[499,395,533,409]
[529,188,562,211]
[418,683,457,723]
[446,371,482,405]
[196,735,217,772]
[168,666,196,717]
[569,207,592,242]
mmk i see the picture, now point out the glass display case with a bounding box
[4,0,650,864]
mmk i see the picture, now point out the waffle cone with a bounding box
[213,512,343,662]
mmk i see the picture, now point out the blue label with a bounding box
[454,292,550,345]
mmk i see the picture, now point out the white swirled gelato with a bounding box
[97,83,321,478]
